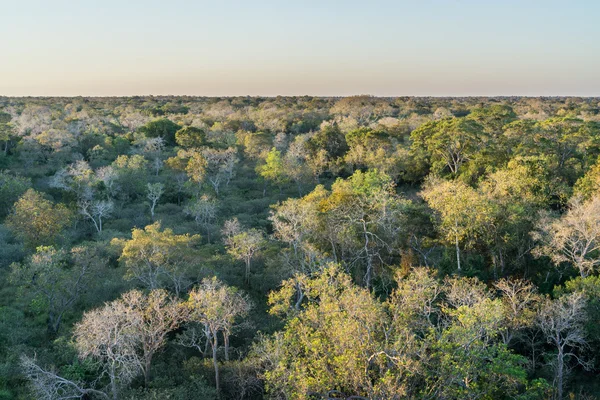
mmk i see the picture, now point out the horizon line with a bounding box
[2,94,600,99]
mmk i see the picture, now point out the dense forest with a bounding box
[1,95,600,400]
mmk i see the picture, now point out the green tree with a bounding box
[137,118,181,145]
[0,172,31,218]
[320,169,409,288]
[425,297,529,399]
[10,245,101,334]
[0,111,16,155]
[166,149,208,190]
[574,155,600,200]
[421,177,491,271]
[468,104,517,135]
[175,126,206,148]
[307,123,348,160]
[112,154,149,201]
[410,117,486,175]
[256,147,289,190]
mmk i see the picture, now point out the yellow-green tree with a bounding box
[256,147,289,190]
[113,222,202,295]
[6,189,73,249]
[421,177,491,271]
[264,264,386,399]
[574,155,600,200]
[166,149,207,190]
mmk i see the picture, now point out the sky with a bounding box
[1,0,599,97]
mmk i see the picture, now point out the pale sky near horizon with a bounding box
[1,0,599,97]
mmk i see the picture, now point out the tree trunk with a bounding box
[363,225,372,289]
[330,237,338,263]
[144,352,153,387]
[48,311,63,336]
[365,255,373,290]
[294,282,304,310]
[556,347,564,400]
[212,333,220,394]
[110,364,118,400]
[245,258,251,286]
[204,325,211,355]
[224,333,230,361]
[455,224,461,272]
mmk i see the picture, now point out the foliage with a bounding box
[5,189,73,249]
[2,96,600,399]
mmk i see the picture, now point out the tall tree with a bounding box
[222,219,266,285]
[185,278,252,393]
[421,177,490,271]
[256,147,289,192]
[410,117,486,175]
[121,289,188,387]
[533,195,600,277]
[536,293,590,400]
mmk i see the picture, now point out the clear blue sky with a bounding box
[1,0,598,96]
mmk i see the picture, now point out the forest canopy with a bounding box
[1,95,600,399]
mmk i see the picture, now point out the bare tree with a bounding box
[184,195,217,242]
[151,157,163,176]
[222,217,241,238]
[443,275,491,308]
[121,289,188,387]
[173,172,188,205]
[177,322,211,357]
[533,196,600,277]
[222,219,266,285]
[96,166,120,200]
[74,297,143,400]
[78,199,114,233]
[185,278,252,393]
[74,289,186,397]
[20,355,109,400]
[494,278,541,346]
[201,147,238,195]
[132,137,165,177]
[536,292,591,400]
[49,160,95,199]
[146,182,164,218]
